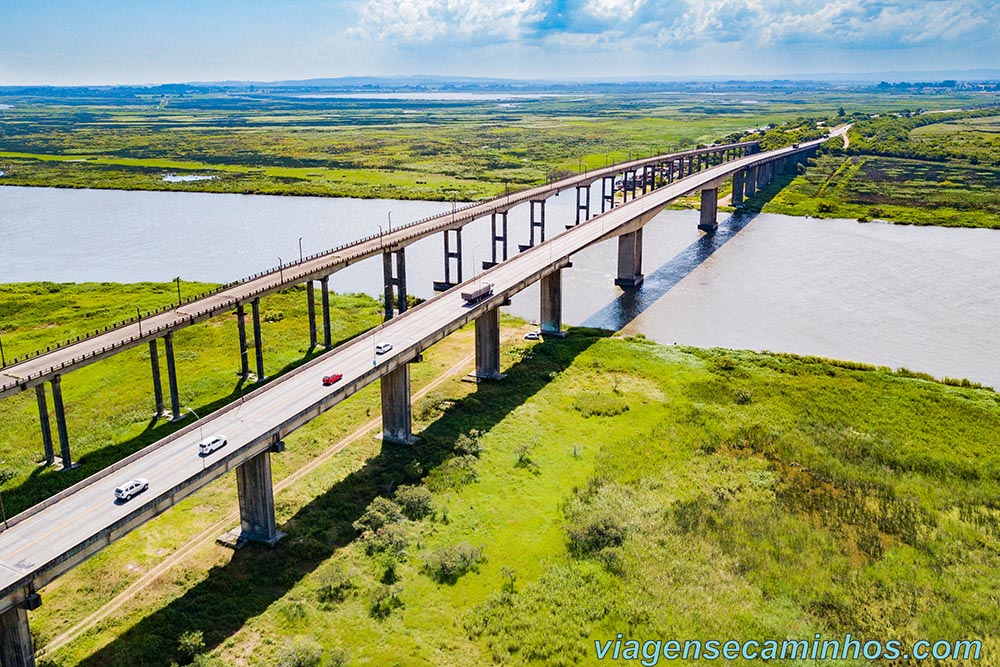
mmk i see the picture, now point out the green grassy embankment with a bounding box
[27,320,999,666]
[0,281,382,515]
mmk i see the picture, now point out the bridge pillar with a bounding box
[383,249,408,317]
[698,188,719,233]
[149,339,164,418]
[0,604,36,667]
[485,211,508,268]
[520,200,546,251]
[236,449,282,546]
[642,164,653,194]
[51,375,74,470]
[540,269,564,336]
[381,363,416,445]
[321,276,332,347]
[573,184,591,226]
[35,385,55,467]
[745,166,757,199]
[687,156,695,176]
[434,228,463,291]
[614,228,644,289]
[306,281,317,348]
[164,331,182,418]
[236,304,249,380]
[601,175,615,212]
[732,170,745,207]
[474,307,503,380]
[251,299,265,382]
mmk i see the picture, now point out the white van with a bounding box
[114,478,149,501]
[198,434,228,456]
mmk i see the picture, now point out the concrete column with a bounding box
[745,166,757,199]
[614,228,644,289]
[149,339,164,418]
[35,385,54,467]
[380,363,415,445]
[540,269,563,336]
[487,211,508,268]
[321,276,332,347]
[51,375,72,470]
[574,184,591,226]
[732,170,745,207]
[440,229,462,289]
[474,307,503,380]
[236,304,249,380]
[306,281,317,348]
[601,175,615,212]
[395,249,408,314]
[0,605,36,667]
[236,450,281,546]
[251,299,265,382]
[530,199,546,245]
[698,188,719,233]
[382,252,394,320]
[163,331,181,419]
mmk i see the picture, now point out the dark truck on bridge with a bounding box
[461,283,493,304]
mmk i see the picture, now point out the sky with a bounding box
[2,0,999,85]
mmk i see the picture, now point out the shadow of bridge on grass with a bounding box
[66,328,611,667]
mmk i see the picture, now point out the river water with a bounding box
[2,185,998,388]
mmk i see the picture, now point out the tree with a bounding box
[837,107,846,117]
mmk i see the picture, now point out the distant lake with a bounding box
[2,185,998,388]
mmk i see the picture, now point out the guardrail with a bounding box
[0,140,760,387]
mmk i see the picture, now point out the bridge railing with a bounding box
[0,140,760,377]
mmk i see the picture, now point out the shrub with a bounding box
[734,388,754,405]
[424,542,485,584]
[177,630,205,663]
[317,565,355,604]
[277,639,323,667]
[263,309,284,322]
[370,584,404,618]
[454,429,483,456]
[353,497,404,534]
[566,513,627,557]
[394,484,432,520]
[816,202,836,214]
[572,393,630,418]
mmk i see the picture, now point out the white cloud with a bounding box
[584,0,646,22]
[350,0,545,42]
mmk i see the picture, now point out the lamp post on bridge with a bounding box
[277,257,284,283]
[298,236,303,263]
[136,306,142,337]
[388,210,392,233]
[378,224,384,248]
[175,276,182,304]
[0,333,6,367]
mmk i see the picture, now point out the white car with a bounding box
[198,434,228,456]
[375,343,393,355]
[524,331,541,340]
[114,478,149,501]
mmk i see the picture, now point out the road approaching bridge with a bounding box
[0,133,836,666]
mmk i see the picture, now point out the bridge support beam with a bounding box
[381,363,416,445]
[251,299,265,382]
[51,375,74,470]
[573,184,591,227]
[434,228,463,291]
[149,339,164,418]
[0,604,36,667]
[35,385,55,467]
[519,200,546,252]
[236,449,282,546]
[540,269,564,337]
[745,166,757,199]
[321,276,332,347]
[237,304,249,380]
[614,228,644,289]
[306,281,317,349]
[698,188,719,233]
[474,307,503,381]
[731,170,745,207]
[164,331,182,418]
[485,211,508,268]
[601,175,615,212]
[383,249,408,317]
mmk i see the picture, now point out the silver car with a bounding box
[114,478,149,501]
[198,434,228,456]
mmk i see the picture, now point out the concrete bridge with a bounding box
[0,134,831,665]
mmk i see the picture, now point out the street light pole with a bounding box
[175,276,181,304]
[298,236,303,263]
[378,224,384,248]
[136,306,142,337]
[0,334,6,367]
[277,257,283,282]
[388,210,392,233]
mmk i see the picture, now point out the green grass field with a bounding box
[3,286,992,666]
